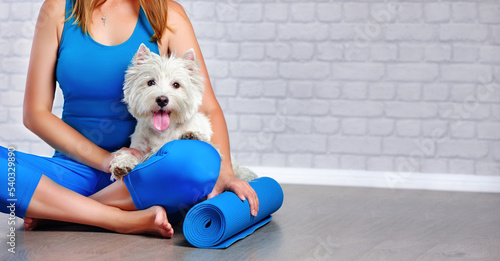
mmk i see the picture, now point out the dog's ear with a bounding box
[134,43,151,65]
[182,48,198,71]
[182,48,196,62]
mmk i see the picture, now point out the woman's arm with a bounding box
[23,0,113,172]
[162,2,259,216]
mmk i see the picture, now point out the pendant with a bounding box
[101,16,107,26]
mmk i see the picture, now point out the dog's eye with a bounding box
[147,80,156,86]
[173,82,180,89]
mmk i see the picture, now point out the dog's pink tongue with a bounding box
[153,111,170,131]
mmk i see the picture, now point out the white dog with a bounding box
[109,44,257,182]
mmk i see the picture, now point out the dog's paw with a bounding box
[110,166,133,181]
[109,151,140,181]
[180,131,200,140]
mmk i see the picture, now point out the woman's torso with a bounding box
[54,0,159,156]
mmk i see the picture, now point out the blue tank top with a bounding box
[55,0,159,157]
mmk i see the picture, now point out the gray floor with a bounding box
[1,184,500,261]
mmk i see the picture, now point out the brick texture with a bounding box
[1,0,499,176]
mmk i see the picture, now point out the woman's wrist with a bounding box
[219,158,235,177]
[100,151,114,173]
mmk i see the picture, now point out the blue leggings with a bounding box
[0,140,220,219]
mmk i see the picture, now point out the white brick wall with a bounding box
[1,0,499,176]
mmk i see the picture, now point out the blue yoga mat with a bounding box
[183,177,284,249]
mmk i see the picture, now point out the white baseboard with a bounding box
[249,166,500,193]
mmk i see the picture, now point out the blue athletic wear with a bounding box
[0,0,220,219]
[124,140,220,221]
[55,0,159,156]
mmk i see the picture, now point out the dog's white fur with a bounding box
[109,44,257,182]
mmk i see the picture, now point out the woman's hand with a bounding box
[101,147,142,173]
[207,166,259,217]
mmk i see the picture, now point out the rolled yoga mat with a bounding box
[183,177,284,249]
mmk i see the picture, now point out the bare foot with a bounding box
[23,217,37,231]
[24,218,84,231]
[118,206,174,238]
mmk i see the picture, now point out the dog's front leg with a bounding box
[180,131,202,140]
[109,149,141,181]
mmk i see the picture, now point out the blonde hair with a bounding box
[69,0,168,43]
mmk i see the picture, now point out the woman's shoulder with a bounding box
[38,0,66,25]
[167,1,190,23]
[156,1,193,53]
[40,0,66,15]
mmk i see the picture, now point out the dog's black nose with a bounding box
[156,96,169,108]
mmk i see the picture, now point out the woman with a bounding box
[1,0,258,238]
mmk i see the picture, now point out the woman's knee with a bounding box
[125,140,221,211]
[163,140,221,185]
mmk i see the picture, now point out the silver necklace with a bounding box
[100,0,121,26]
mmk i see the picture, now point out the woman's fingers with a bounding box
[207,185,222,199]
[232,180,259,217]
[207,177,260,217]
[120,147,142,159]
